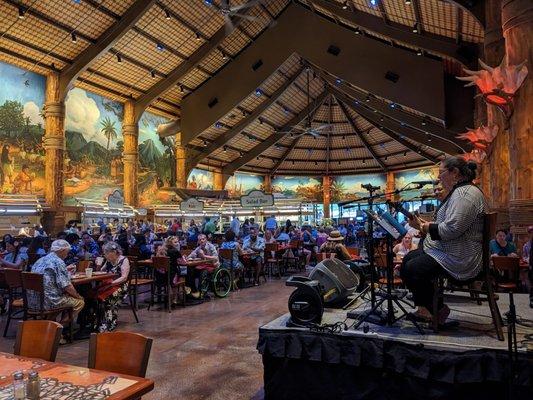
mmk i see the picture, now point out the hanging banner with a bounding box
[180,198,204,212]
[240,190,274,208]
[107,190,124,210]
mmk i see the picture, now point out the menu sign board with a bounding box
[240,190,274,208]
[180,198,204,212]
[107,190,124,210]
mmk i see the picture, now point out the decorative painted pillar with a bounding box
[483,0,510,214]
[502,0,533,237]
[263,174,272,193]
[122,100,138,206]
[175,132,187,189]
[385,172,395,201]
[322,175,331,219]
[42,72,66,233]
[43,72,65,209]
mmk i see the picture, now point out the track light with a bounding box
[292,160,295,165]
[404,151,407,157]
[203,140,207,147]
[384,156,388,161]
[196,32,201,41]
[215,122,222,128]
[223,145,228,152]
[156,43,164,51]
[427,134,432,142]
[379,116,384,122]
[204,0,213,5]
[259,119,263,125]
[314,161,318,166]
[335,78,342,85]
[389,103,396,109]
[71,32,77,43]
[421,117,428,126]
[405,0,411,4]
[338,161,341,166]
[342,135,346,140]
[179,85,184,93]
[256,156,260,160]
[18,5,25,19]
[117,54,122,63]
[150,71,156,79]
[412,23,419,33]
[355,27,361,35]
[255,88,263,96]
[362,158,366,164]
[248,135,254,141]
[239,151,243,158]
[342,1,349,9]
[165,9,171,20]
[370,0,377,6]
[365,94,371,102]
[416,49,423,56]
[221,51,227,60]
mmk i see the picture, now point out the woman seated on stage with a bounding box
[489,229,518,257]
[393,234,415,258]
[401,156,486,325]
[96,242,130,332]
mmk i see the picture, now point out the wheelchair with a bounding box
[197,263,232,299]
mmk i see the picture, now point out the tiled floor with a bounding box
[0,278,293,400]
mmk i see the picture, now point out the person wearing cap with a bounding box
[522,226,533,308]
[319,230,352,262]
[30,239,84,326]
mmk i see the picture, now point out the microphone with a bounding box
[411,180,439,186]
[361,183,381,191]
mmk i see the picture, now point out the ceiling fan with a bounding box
[275,67,332,139]
[205,0,276,34]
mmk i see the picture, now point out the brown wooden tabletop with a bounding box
[0,352,154,400]
[71,272,117,286]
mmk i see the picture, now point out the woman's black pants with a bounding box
[400,248,446,313]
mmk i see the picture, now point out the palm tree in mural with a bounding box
[100,117,117,151]
[330,180,346,203]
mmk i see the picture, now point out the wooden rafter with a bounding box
[58,0,157,98]
[186,65,306,167]
[336,98,388,171]
[326,95,332,174]
[222,90,329,175]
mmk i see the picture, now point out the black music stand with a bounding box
[349,210,424,334]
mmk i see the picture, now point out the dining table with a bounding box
[71,272,117,286]
[0,351,154,400]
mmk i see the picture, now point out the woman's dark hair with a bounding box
[442,156,477,182]
[65,233,80,244]
[225,230,235,242]
[28,236,45,253]
[495,229,507,235]
[5,237,20,260]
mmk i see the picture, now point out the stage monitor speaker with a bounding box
[309,258,359,306]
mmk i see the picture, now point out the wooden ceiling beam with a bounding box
[336,98,388,172]
[222,90,329,175]
[329,87,440,163]
[58,0,157,99]
[186,65,305,168]
[303,0,479,66]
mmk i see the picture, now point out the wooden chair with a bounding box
[347,247,360,257]
[20,272,75,342]
[128,246,142,258]
[492,256,521,291]
[88,331,153,378]
[265,243,282,278]
[2,268,24,337]
[375,253,402,287]
[14,320,62,362]
[432,213,504,340]
[127,256,154,316]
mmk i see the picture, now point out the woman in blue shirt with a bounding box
[0,238,28,270]
[489,229,518,257]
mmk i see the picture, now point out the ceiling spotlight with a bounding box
[354,100,359,105]
[18,5,25,19]
[314,161,318,166]
[355,27,361,35]
[255,88,263,96]
[417,148,422,154]
[405,0,412,4]
[179,85,184,93]
[116,54,122,63]
[215,121,222,128]
[259,118,263,125]
[403,151,407,157]
[71,32,77,43]
[365,94,371,102]
[362,158,366,164]
[292,160,295,165]
[338,161,341,166]
[370,0,378,7]
[416,49,423,56]
[335,78,342,85]
[379,116,384,122]
[195,32,201,41]
[400,122,406,126]
[203,140,207,147]
[345,147,350,153]
[421,117,428,126]
[248,135,254,141]
[239,151,243,158]
[256,156,260,160]
[289,132,294,138]
[384,156,388,161]
[373,109,378,113]
[412,23,419,33]
[427,134,432,142]
[283,107,290,115]
[165,9,171,19]
[223,145,228,152]
[342,135,346,140]
[150,70,156,79]
[342,1,349,9]
[221,51,227,60]
[389,103,396,109]
[204,0,213,5]
[156,43,164,51]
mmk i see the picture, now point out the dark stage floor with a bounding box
[0,278,294,400]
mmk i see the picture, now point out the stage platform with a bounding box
[257,293,533,400]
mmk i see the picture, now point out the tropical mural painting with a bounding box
[63,88,123,206]
[271,176,322,201]
[0,62,46,195]
[138,112,177,206]
[187,168,214,190]
[394,167,439,199]
[332,174,387,202]
[225,172,264,197]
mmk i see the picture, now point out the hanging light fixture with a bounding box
[117,54,122,63]
[71,32,77,43]
[18,5,25,19]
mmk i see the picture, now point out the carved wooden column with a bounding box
[263,175,272,193]
[502,0,533,238]
[213,168,230,191]
[175,132,187,189]
[322,176,331,218]
[482,0,510,217]
[42,72,66,233]
[122,100,138,206]
[385,172,395,201]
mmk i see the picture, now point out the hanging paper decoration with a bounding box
[457,57,528,120]
[462,149,487,164]
[457,125,499,150]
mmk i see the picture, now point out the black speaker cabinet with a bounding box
[309,258,359,306]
